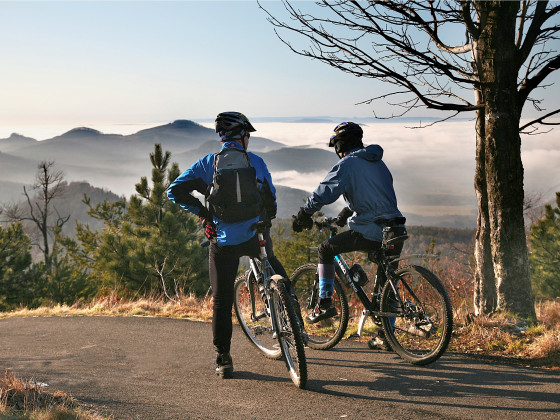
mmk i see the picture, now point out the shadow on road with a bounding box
[303,347,560,416]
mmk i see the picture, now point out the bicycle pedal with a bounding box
[251,312,267,321]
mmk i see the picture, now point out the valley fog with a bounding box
[1,120,558,227]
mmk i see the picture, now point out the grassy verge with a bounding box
[1,294,558,416]
[0,292,214,322]
[450,299,560,368]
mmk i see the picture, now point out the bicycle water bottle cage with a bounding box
[349,264,369,286]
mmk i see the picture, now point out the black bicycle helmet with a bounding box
[329,122,363,156]
[215,111,256,140]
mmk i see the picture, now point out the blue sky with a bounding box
[1,1,383,126]
[0,1,558,219]
[2,0,558,128]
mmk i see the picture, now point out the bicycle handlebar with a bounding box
[313,217,339,235]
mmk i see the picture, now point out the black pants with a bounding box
[209,230,287,355]
[318,230,381,264]
[318,229,403,275]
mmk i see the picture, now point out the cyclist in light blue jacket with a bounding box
[292,122,405,350]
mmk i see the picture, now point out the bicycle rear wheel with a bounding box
[381,265,453,365]
[290,263,349,350]
[271,276,307,389]
[233,272,282,360]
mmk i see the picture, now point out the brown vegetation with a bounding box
[0,369,105,419]
[0,291,213,322]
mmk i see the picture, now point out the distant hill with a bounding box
[260,147,338,173]
[0,151,42,184]
[174,145,338,175]
[0,119,287,199]
[1,181,123,238]
[0,133,37,152]
[0,179,30,203]
[275,185,312,218]
[0,119,478,229]
[0,120,284,162]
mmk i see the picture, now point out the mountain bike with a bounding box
[233,220,308,388]
[290,217,453,366]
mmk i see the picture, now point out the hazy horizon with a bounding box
[1,118,558,226]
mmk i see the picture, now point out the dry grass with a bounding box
[450,299,560,369]
[0,292,213,322]
[0,370,106,419]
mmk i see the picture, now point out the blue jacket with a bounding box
[303,145,403,241]
[167,141,277,246]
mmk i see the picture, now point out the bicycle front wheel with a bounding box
[233,273,282,360]
[271,276,307,389]
[381,265,453,365]
[290,263,349,350]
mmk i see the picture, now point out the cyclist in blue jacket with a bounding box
[167,112,289,378]
[292,122,405,350]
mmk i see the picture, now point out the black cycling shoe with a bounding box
[368,330,393,351]
[306,298,338,324]
[215,353,233,379]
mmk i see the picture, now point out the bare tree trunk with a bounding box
[476,2,535,318]
[473,106,497,315]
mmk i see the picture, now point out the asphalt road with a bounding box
[1,316,559,419]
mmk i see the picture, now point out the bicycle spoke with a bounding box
[290,264,349,350]
[381,265,452,365]
[234,275,282,359]
[272,280,307,388]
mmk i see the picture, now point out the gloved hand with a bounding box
[335,207,353,227]
[200,217,217,240]
[198,208,216,240]
[292,208,313,232]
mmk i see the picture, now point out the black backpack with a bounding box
[206,148,263,223]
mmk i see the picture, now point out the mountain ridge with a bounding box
[0,119,477,228]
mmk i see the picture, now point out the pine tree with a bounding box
[0,223,34,310]
[65,144,209,298]
[272,215,329,277]
[529,192,560,298]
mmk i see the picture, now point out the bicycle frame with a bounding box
[311,221,439,337]
[246,231,278,331]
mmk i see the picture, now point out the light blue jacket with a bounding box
[167,141,277,246]
[303,145,403,241]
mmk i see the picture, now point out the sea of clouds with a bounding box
[2,120,557,223]
[204,120,560,221]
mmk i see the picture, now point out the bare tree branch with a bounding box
[154,256,181,305]
[520,108,560,132]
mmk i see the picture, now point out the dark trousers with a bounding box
[209,230,287,355]
[318,230,381,264]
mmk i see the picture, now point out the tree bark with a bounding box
[476,1,535,318]
[473,105,497,315]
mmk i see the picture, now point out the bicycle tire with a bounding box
[290,263,349,350]
[233,272,282,360]
[271,276,308,389]
[380,265,453,365]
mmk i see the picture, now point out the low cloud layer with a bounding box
[251,121,559,221]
